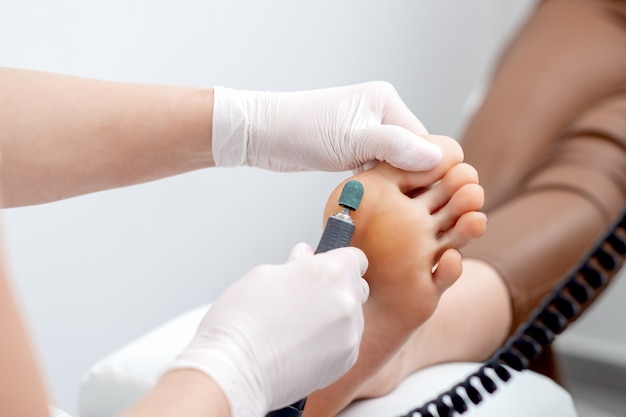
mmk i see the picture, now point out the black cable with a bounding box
[403,206,626,417]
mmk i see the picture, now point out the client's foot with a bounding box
[303,135,487,417]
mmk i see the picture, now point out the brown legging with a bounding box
[459,0,626,375]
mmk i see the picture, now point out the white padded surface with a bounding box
[79,304,578,417]
[338,362,576,417]
[79,305,209,417]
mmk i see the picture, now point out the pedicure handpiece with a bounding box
[314,179,364,254]
[266,179,364,417]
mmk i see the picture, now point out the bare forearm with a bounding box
[117,370,230,417]
[0,67,214,207]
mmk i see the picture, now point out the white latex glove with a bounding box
[212,81,441,172]
[170,243,369,417]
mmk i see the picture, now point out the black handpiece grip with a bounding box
[266,402,306,417]
[267,214,356,417]
[315,215,356,254]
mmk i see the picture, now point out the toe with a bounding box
[438,211,488,249]
[434,182,485,231]
[376,136,464,194]
[432,248,463,292]
[418,163,480,212]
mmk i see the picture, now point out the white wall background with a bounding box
[2,1,624,416]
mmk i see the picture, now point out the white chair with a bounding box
[78,303,578,417]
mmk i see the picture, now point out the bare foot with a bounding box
[303,135,487,417]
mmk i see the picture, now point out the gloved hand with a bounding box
[169,243,369,417]
[212,81,441,172]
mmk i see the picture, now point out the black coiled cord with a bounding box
[404,206,626,417]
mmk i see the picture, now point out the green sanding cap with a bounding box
[338,180,364,211]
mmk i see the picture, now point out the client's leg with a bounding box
[303,135,487,417]
[462,0,626,210]
[460,0,626,334]
[308,0,626,414]
[356,126,626,399]
[354,0,626,401]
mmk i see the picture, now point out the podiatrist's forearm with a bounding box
[0,67,214,207]
[117,369,231,417]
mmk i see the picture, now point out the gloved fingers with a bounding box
[375,81,429,136]
[329,246,369,276]
[357,124,442,172]
[286,242,314,261]
[289,244,369,302]
[359,277,370,304]
[318,247,369,304]
[214,81,444,173]
[169,244,370,417]
[351,82,440,172]
[287,244,367,300]
[352,159,380,174]
[343,82,438,172]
